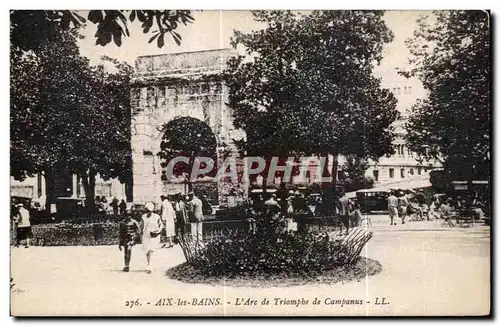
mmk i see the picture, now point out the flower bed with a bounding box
[177,218,373,277]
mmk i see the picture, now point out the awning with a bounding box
[345,177,432,199]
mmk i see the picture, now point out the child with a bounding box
[118,212,141,272]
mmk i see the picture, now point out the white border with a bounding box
[1,1,497,325]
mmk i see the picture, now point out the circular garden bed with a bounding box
[166,256,382,288]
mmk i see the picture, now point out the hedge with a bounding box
[10,219,254,246]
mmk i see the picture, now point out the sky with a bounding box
[77,10,428,69]
[77,10,429,112]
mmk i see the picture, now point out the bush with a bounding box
[11,222,121,246]
[178,218,372,277]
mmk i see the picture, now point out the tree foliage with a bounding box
[10,30,133,208]
[402,11,490,182]
[158,117,217,180]
[339,155,374,192]
[10,10,195,52]
[225,10,399,164]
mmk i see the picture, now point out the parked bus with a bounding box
[356,189,389,213]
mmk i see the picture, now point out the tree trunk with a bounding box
[331,153,339,193]
[466,142,474,194]
[82,170,96,214]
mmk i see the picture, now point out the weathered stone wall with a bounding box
[130,49,245,205]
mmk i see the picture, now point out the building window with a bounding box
[373,170,379,182]
[424,167,428,173]
[404,86,407,94]
[418,167,422,175]
[389,168,394,178]
[410,168,414,175]
[400,169,405,178]
[397,87,401,95]
[408,86,412,94]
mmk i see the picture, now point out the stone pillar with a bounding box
[71,174,78,198]
[40,173,46,198]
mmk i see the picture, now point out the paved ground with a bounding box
[10,215,490,316]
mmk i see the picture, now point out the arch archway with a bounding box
[159,117,218,195]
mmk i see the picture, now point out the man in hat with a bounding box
[173,193,187,237]
[187,192,204,244]
[387,190,399,225]
[14,203,32,248]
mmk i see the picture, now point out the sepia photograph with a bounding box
[9,9,491,316]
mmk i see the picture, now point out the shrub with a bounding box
[178,218,372,277]
[11,222,121,246]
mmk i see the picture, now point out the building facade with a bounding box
[365,71,441,189]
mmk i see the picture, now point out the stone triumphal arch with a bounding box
[130,49,243,205]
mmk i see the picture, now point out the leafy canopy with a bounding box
[10,10,195,52]
[11,29,133,186]
[225,10,399,162]
[403,11,490,180]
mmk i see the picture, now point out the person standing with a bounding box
[387,190,399,225]
[398,191,409,225]
[141,202,163,274]
[14,203,32,248]
[187,192,204,245]
[174,193,187,238]
[160,195,176,248]
[111,196,119,218]
[118,212,140,272]
[338,192,351,235]
[119,199,127,216]
[264,194,281,219]
[201,195,213,216]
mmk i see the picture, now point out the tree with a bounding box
[158,117,217,191]
[403,11,490,185]
[225,11,399,196]
[10,30,133,211]
[339,155,374,193]
[10,10,195,52]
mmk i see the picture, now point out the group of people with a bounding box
[245,190,312,234]
[118,191,205,273]
[245,190,363,236]
[387,190,413,225]
[95,196,127,217]
[387,189,488,225]
[428,194,488,222]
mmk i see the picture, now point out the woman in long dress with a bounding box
[141,202,164,274]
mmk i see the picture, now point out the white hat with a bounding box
[145,202,155,212]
